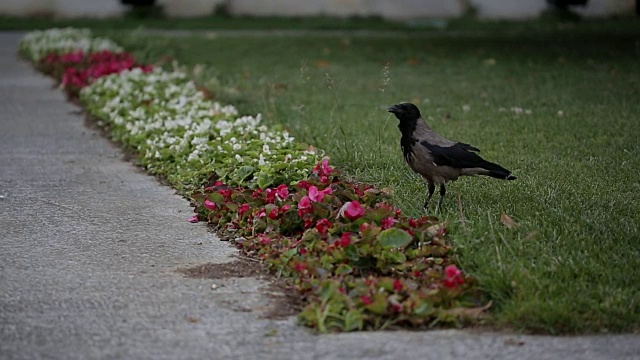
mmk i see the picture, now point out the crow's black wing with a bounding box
[456,142,480,152]
[419,141,486,169]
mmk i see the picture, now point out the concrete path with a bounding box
[1,31,639,360]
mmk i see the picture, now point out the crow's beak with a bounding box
[387,105,398,113]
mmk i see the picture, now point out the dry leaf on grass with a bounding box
[441,301,493,320]
[500,212,519,230]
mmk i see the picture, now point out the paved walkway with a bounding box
[1,31,639,360]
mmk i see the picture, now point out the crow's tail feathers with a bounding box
[482,161,517,180]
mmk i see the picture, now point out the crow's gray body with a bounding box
[388,103,516,212]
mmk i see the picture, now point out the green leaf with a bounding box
[335,264,353,275]
[235,166,255,181]
[256,172,275,189]
[414,300,435,317]
[384,251,407,264]
[365,293,388,315]
[207,192,225,203]
[225,202,238,211]
[378,228,413,249]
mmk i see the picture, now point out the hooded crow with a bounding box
[388,103,516,212]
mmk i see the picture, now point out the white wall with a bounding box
[226,0,464,19]
[158,0,225,18]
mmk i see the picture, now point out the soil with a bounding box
[177,257,266,279]
[177,257,303,320]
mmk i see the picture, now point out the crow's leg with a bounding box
[423,183,436,210]
[436,184,446,213]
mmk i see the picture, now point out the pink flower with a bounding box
[445,264,462,278]
[361,295,373,305]
[204,199,217,210]
[259,234,271,245]
[308,186,331,202]
[339,232,353,247]
[187,215,199,223]
[313,159,334,176]
[443,264,465,288]
[381,217,396,229]
[275,184,289,199]
[60,51,85,63]
[344,201,365,221]
[298,196,311,209]
[308,186,321,202]
[281,204,291,212]
[258,208,267,218]
[140,64,154,73]
[360,222,370,234]
[316,218,331,235]
[238,203,251,216]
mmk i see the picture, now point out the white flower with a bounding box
[233,143,242,151]
[187,150,200,161]
[235,154,243,163]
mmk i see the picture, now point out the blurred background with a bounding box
[0,0,637,19]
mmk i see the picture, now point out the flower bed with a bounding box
[19,28,488,332]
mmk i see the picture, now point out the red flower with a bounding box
[299,247,308,255]
[393,279,404,292]
[238,203,251,216]
[381,216,396,229]
[276,184,289,199]
[361,295,373,305]
[281,204,291,212]
[304,219,314,228]
[259,234,271,245]
[265,188,274,201]
[218,188,232,199]
[293,262,307,273]
[298,196,311,209]
[297,180,311,190]
[60,51,85,63]
[316,218,331,235]
[344,201,365,221]
[268,208,279,220]
[408,218,418,228]
[442,264,465,288]
[258,208,267,218]
[359,222,370,234]
[204,199,217,211]
[339,232,353,247]
[252,189,264,198]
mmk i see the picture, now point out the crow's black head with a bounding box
[388,103,421,123]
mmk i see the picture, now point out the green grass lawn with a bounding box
[91,21,640,333]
